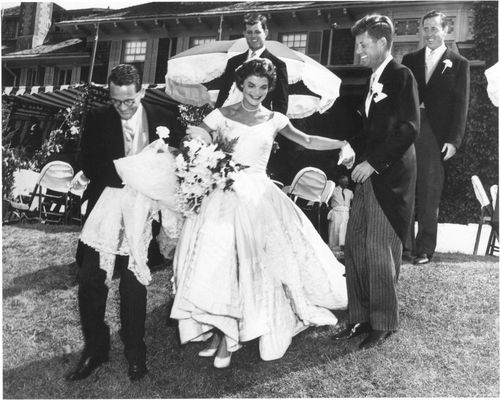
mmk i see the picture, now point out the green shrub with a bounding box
[440,1,498,224]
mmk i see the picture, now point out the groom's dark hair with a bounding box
[108,64,142,92]
[351,14,394,48]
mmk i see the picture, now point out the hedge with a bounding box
[440,1,498,224]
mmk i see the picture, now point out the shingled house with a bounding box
[2,1,478,180]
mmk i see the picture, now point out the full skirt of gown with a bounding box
[170,171,348,361]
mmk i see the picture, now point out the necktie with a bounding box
[342,188,345,201]
[123,120,134,155]
[250,50,257,59]
[425,50,435,83]
[365,74,376,115]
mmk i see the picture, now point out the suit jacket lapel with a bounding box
[108,107,125,156]
[427,48,451,86]
[415,48,426,86]
[143,101,157,143]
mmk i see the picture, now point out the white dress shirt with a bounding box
[425,43,447,84]
[121,104,149,156]
[365,54,393,116]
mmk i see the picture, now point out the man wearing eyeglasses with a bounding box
[67,64,184,382]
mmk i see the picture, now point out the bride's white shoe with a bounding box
[198,334,221,358]
[213,352,232,369]
[213,335,231,368]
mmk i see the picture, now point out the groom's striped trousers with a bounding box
[344,178,402,331]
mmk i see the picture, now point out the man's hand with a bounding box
[351,161,375,183]
[441,143,456,161]
[338,142,356,169]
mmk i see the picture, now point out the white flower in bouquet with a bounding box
[174,130,248,217]
[156,126,170,140]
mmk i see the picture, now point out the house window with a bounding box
[395,19,420,36]
[123,40,147,63]
[57,68,72,85]
[279,32,307,54]
[190,36,216,48]
[26,67,44,86]
[2,19,18,39]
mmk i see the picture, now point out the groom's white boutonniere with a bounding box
[372,81,388,103]
[441,59,453,74]
[156,126,170,140]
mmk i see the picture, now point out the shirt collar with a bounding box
[121,103,143,128]
[371,54,393,83]
[426,43,447,59]
[248,46,266,58]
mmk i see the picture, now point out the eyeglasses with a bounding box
[109,92,141,107]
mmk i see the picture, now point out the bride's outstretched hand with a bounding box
[186,125,212,144]
[338,142,355,169]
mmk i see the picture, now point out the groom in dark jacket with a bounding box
[333,15,419,349]
[67,64,184,382]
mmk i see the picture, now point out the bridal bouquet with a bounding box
[175,128,247,217]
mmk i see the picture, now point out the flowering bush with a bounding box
[174,131,247,217]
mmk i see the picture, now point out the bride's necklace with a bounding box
[241,101,261,113]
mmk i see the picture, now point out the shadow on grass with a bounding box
[3,261,78,298]
[4,221,82,233]
[3,302,352,399]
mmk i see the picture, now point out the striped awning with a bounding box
[2,83,179,110]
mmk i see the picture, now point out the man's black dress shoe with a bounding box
[128,362,148,382]
[65,354,109,381]
[332,322,371,340]
[414,253,431,265]
[359,330,393,349]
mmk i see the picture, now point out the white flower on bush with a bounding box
[69,126,79,136]
[156,126,170,140]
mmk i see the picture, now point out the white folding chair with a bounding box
[287,167,327,230]
[320,180,336,205]
[490,185,498,210]
[471,176,498,255]
[32,161,74,224]
[69,171,90,225]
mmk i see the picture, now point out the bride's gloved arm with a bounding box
[278,122,355,168]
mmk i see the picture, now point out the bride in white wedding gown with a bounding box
[170,58,355,368]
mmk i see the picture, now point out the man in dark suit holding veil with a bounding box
[66,64,184,382]
[402,10,470,265]
[216,13,289,179]
[333,15,419,349]
[216,13,288,113]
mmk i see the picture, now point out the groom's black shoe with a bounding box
[359,330,393,350]
[332,322,371,340]
[65,353,109,381]
[128,362,148,382]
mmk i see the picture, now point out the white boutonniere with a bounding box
[371,81,388,103]
[156,126,170,140]
[441,59,453,74]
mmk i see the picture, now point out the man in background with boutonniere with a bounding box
[332,14,419,349]
[402,10,470,265]
[67,64,184,382]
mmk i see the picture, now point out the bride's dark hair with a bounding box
[235,58,277,92]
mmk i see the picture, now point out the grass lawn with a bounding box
[2,223,499,398]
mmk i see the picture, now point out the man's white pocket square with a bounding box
[373,92,388,103]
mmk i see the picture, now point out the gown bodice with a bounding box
[203,109,289,174]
